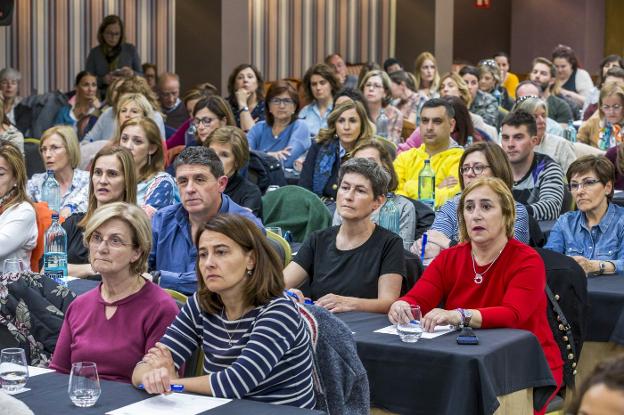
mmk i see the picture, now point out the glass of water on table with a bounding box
[68,362,101,407]
[0,347,29,393]
[396,305,423,343]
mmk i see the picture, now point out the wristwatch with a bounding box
[240,106,249,113]
[599,261,606,275]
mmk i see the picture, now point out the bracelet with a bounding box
[456,308,466,328]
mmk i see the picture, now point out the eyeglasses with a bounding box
[568,178,602,192]
[103,31,121,37]
[459,164,490,176]
[89,233,133,249]
[39,145,65,155]
[601,104,622,112]
[269,98,295,106]
[193,117,214,127]
[364,82,384,90]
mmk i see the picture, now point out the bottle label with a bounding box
[44,269,66,286]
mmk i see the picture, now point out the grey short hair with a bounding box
[512,96,549,119]
[338,157,390,198]
[173,146,224,178]
[0,67,21,82]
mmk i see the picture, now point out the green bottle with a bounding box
[418,159,435,209]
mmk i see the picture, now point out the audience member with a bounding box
[459,65,498,127]
[285,157,404,312]
[133,214,315,408]
[388,177,563,415]
[186,95,235,147]
[418,142,530,261]
[357,62,382,91]
[50,202,179,383]
[299,100,374,201]
[333,139,429,241]
[226,64,265,131]
[583,54,623,117]
[0,142,37,270]
[389,70,419,124]
[141,63,157,90]
[566,356,624,415]
[500,110,565,221]
[513,96,576,172]
[0,67,22,126]
[64,146,137,277]
[158,72,188,130]
[0,99,24,154]
[27,126,89,217]
[478,59,513,110]
[528,57,574,125]
[359,69,403,144]
[299,64,340,138]
[325,53,358,89]
[116,118,178,218]
[494,51,519,99]
[578,83,624,149]
[515,80,565,137]
[552,44,593,107]
[413,52,440,119]
[545,155,624,274]
[86,15,142,95]
[54,71,100,130]
[247,80,311,168]
[606,125,624,190]
[207,126,262,217]
[165,84,217,150]
[383,57,404,74]
[393,98,464,207]
[583,66,624,121]
[149,146,262,295]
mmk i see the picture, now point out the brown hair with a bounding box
[226,64,265,102]
[0,141,30,210]
[195,214,284,314]
[114,76,160,112]
[566,356,624,414]
[567,155,615,202]
[264,80,300,126]
[458,142,514,190]
[205,126,249,172]
[317,100,374,146]
[192,95,236,128]
[439,72,473,107]
[97,15,125,47]
[302,64,340,102]
[458,177,516,242]
[115,117,165,182]
[352,139,399,191]
[79,146,137,228]
[552,45,579,71]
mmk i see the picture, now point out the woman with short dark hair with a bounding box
[552,44,593,107]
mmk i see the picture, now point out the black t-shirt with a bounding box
[294,225,406,300]
[62,212,88,264]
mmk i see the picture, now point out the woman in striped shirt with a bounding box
[132,214,316,409]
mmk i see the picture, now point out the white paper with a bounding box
[27,366,54,377]
[375,324,455,339]
[106,393,231,415]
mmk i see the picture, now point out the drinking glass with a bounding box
[68,362,100,407]
[396,305,423,343]
[3,258,25,274]
[0,348,29,393]
[266,227,283,237]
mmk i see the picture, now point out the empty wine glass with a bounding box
[0,348,29,393]
[68,362,100,407]
[3,258,25,275]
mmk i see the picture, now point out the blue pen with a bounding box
[286,290,314,305]
[420,233,428,262]
[138,383,184,392]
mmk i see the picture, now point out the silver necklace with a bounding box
[221,309,243,346]
[471,245,505,284]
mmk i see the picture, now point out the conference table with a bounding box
[15,370,324,415]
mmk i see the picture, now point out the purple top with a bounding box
[606,146,624,191]
[50,280,179,383]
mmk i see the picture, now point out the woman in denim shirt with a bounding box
[545,155,624,274]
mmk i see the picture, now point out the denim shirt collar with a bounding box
[580,202,617,234]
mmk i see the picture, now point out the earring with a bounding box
[148,153,152,165]
[246,269,253,276]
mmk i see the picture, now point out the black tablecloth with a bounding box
[16,372,324,415]
[67,278,99,296]
[586,275,624,344]
[338,312,556,415]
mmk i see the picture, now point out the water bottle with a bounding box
[376,109,389,138]
[377,193,400,235]
[41,170,61,213]
[465,135,474,148]
[418,159,435,210]
[566,120,577,143]
[599,123,612,150]
[43,213,68,285]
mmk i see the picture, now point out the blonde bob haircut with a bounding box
[83,202,151,275]
[115,93,155,120]
[205,126,249,173]
[439,72,473,107]
[599,83,624,121]
[115,117,165,182]
[40,125,81,169]
[457,177,516,243]
[317,100,374,146]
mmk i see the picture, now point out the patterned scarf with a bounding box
[312,139,339,196]
[0,187,16,214]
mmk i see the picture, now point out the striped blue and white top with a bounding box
[160,294,316,409]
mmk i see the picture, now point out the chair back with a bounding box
[266,230,292,267]
[24,138,45,179]
[166,145,185,168]
[401,119,416,141]
[163,288,187,309]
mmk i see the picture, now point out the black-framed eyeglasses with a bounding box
[460,164,490,176]
[568,178,602,192]
[193,117,214,127]
[269,98,295,106]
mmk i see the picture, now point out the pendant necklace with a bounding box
[221,309,243,347]
[471,245,505,284]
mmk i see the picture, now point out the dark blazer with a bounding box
[85,43,142,90]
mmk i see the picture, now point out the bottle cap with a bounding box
[51,212,59,220]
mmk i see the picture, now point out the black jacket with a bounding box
[225,172,263,218]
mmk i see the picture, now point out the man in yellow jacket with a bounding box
[394,98,464,208]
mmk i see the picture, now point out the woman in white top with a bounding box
[552,45,594,107]
[0,142,37,270]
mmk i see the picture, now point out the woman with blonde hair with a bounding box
[359,69,403,144]
[578,83,624,149]
[299,100,374,201]
[28,125,89,217]
[412,52,440,124]
[0,141,37,270]
[115,117,178,218]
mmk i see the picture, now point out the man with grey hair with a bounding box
[149,146,264,295]
[158,72,188,130]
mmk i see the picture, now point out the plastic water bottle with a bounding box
[378,193,400,235]
[376,109,389,138]
[465,135,474,148]
[418,159,435,210]
[566,120,577,143]
[600,123,612,150]
[41,170,61,213]
[43,213,68,285]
